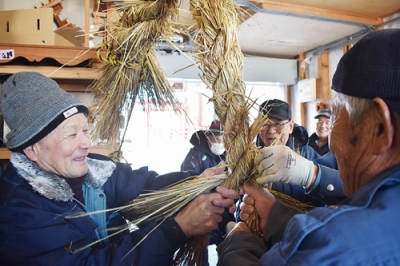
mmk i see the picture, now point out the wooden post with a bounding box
[85,0,90,47]
[298,52,306,127]
[316,53,330,100]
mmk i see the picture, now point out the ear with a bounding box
[370,98,395,155]
[23,145,38,162]
[288,120,294,134]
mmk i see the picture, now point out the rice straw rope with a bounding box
[85,0,313,265]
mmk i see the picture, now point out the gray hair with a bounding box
[331,91,400,126]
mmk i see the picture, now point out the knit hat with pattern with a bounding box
[1,72,88,151]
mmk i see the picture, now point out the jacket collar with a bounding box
[346,164,400,207]
[10,152,116,202]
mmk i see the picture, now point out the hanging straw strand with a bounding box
[89,0,183,144]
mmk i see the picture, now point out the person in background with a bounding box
[308,101,331,156]
[0,72,239,265]
[181,119,226,174]
[181,119,235,252]
[256,99,320,161]
[218,29,400,265]
[255,99,345,206]
[253,99,324,205]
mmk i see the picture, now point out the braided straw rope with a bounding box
[87,1,313,264]
[190,0,265,190]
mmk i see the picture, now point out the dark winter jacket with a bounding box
[308,132,330,156]
[218,165,400,265]
[181,130,232,246]
[307,151,346,205]
[0,152,196,265]
[181,130,226,173]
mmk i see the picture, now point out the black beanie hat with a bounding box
[259,99,291,120]
[332,29,400,113]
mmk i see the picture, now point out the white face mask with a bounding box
[210,143,225,155]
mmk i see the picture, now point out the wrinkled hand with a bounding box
[228,221,251,235]
[215,186,239,214]
[175,186,238,238]
[200,161,226,177]
[225,221,236,234]
[255,146,316,189]
[240,183,276,231]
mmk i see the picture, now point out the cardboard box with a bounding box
[0,8,85,46]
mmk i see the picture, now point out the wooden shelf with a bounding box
[0,149,11,160]
[0,65,100,80]
[0,43,105,82]
[0,43,103,67]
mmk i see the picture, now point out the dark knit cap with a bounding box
[1,72,89,151]
[206,119,224,136]
[259,99,291,120]
[332,29,400,113]
[314,109,331,119]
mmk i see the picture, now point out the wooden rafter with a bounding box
[246,0,384,25]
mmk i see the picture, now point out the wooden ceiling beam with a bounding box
[247,0,382,25]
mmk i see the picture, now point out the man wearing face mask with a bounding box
[181,119,226,173]
[181,119,234,249]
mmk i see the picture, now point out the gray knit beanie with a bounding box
[332,29,400,113]
[1,72,89,151]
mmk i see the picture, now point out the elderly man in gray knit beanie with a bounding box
[1,72,89,151]
[0,72,238,265]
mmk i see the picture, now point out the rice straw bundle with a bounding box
[190,0,314,199]
[190,0,264,190]
[187,0,315,259]
[89,0,184,145]
[85,0,313,264]
[121,175,227,224]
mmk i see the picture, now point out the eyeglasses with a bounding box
[317,120,331,125]
[262,120,290,131]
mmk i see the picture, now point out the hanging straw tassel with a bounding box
[89,0,183,145]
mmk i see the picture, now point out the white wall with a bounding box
[157,52,297,84]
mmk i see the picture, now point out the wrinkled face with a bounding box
[27,114,92,178]
[259,118,294,146]
[329,106,371,196]
[316,116,331,141]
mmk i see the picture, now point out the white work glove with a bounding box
[255,146,315,189]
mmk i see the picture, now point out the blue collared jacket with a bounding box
[218,165,400,265]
